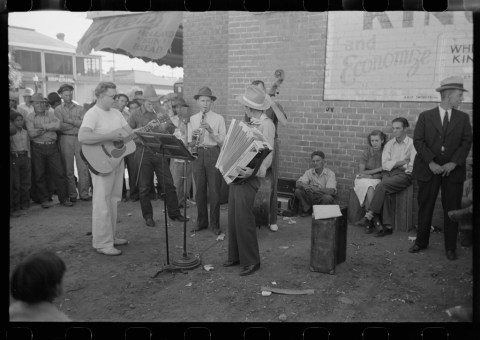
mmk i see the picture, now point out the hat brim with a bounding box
[435,85,468,92]
[236,95,271,111]
[194,94,216,101]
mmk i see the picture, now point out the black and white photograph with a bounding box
[7,7,475,330]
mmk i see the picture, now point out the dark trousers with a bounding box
[31,143,69,203]
[295,188,335,212]
[416,176,463,252]
[369,171,412,221]
[11,153,32,210]
[192,147,222,230]
[137,147,180,219]
[227,177,261,266]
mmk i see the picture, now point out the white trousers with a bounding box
[354,178,381,206]
[90,160,124,250]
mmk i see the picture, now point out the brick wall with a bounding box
[183,11,473,228]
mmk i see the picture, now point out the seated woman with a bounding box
[9,251,71,321]
[353,130,387,233]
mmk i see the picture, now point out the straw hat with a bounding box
[236,85,271,111]
[23,88,34,96]
[435,76,468,92]
[30,93,48,102]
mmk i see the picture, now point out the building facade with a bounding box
[9,25,103,105]
[183,11,473,228]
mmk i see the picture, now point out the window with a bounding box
[14,49,41,73]
[45,53,73,75]
[76,57,100,77]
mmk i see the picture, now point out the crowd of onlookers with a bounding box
[9,85,194,218]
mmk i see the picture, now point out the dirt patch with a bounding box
[9,197,472,322]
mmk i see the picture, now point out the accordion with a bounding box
[215,119,272,185]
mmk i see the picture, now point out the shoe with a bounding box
[213,228,222,235]
[145,218,156,227]
[170,214,189,222]
[269,224,278,232]
[300,211,309,217]
[114,238,129,246]
[41,201,53,209]
[191,225,207,232]
[371,214,383,230]
[96,247,122,256]
[223,260,240,267]
[446,250,457,261]
[80,196,92,201]
[355,217,369,227]
[408,244,426,253]
[365,225,375,234]
[240,263,260,276]
[375,227,393,237]
[60,201,74,207]
[70,197,77,203]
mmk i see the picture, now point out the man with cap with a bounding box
[188,87,226,235]
[223,85,275,276]
[25,93,73,208]
[54,84,90,202]
[409,76,473,261]
[17,88,35,121]
[128,85,188,227]
[167,96,193,209]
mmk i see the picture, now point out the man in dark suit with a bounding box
[409,76,472,261]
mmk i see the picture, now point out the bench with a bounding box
[347,184,413,232]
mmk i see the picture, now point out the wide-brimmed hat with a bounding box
[435,76,468,92]
[193,87,216,101]
[136,85,161,102]
[236,85,271,111]
[23,88,34,96]
[30,93,48,102]
[58,83,74,94]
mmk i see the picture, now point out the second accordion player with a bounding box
[215,118,272,185]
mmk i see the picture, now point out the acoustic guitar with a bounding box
[81,128,136,175]
[81,116,170,175]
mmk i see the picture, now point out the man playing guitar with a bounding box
[79,82,134,256]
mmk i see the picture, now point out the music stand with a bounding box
[135,132,200,276]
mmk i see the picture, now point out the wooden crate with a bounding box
[392,184,414,232]
[310,206,348,274]
[347,188,364,224]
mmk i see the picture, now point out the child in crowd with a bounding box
[9,251,71,321]
[10,111,31,217]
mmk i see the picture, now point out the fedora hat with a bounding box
[236,85,271,111]
[435,76,468,92]
[193,87,216,101]
[137,85,161,102]
[23,88,34,96]
[30,93,48,102]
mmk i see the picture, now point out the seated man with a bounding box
[448,176,472,247]
[363,117,416,237]
[294,151,337,217]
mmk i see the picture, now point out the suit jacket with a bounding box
[412,107,472,183]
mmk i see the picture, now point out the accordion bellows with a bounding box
[216,119,272,184]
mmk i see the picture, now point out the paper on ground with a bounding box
[313,205,342,220]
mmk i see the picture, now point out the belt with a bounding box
[198,145,218,149]
[11,151,28,157]
[62,134,78,137]
[32,141,56,145]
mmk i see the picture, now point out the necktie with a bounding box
[442,111,449,132]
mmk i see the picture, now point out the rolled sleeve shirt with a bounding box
[298,167,337,194]
[26,110,60,142]
[253,114,276,178]
[54,102,85,135]
[382,135,416,173]
[187,110,226,147]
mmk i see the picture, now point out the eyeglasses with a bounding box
[103,94,116,99]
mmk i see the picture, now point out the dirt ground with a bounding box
[9,196,473,323]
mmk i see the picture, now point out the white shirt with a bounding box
[187,110,226,146]
[81,105,128,134]
[382,135,416,173]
